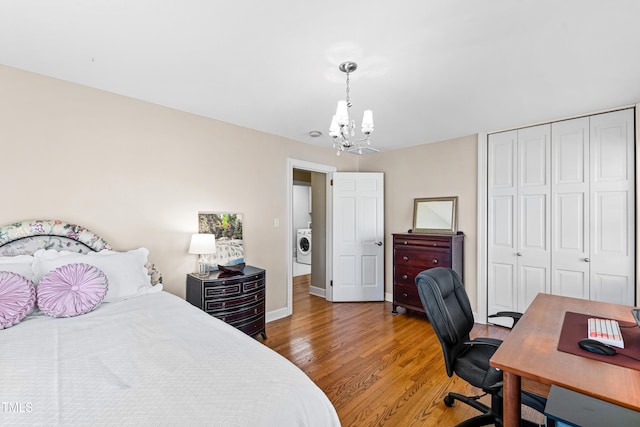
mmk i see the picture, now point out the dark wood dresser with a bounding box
[392,233,464,314]
[186,266,266,339]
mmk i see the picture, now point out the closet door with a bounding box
[551,117,590,299]
[488,130,518,325]
[488,125,550,323]
[589,109,635,304]
[516,125,551,309]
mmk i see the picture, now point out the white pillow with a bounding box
[33,248,152,302]
[0,255,36,280]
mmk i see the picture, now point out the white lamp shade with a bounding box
[335,100,349,126]
[188,234,216,255]
[361,110,374,133]
[329,115,340,137]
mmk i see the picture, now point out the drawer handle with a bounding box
[402,274,408,280]
[255,295,258,300]
[403,256,409,261]
[433,243,437,247]
[403,241,408,245]
[254,308,258,315]
[432,259,438,264]
[402,293,408,298]
[221,302,226,308]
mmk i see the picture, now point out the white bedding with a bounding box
[0,290,340,426]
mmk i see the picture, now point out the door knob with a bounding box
[375,241,383,246]
[584,258,590,262]
[516,252,523,256]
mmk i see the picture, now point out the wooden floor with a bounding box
[263,276,529,427]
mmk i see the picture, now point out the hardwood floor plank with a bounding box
[264,279,531,426]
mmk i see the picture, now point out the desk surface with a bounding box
[490,293,640,422]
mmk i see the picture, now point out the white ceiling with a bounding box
[2,1,640,153]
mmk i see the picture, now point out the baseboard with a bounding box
[385,291,393,302]
[309,286,325,298]
[266,307,290,323]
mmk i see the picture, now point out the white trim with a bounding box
[266,307,289,323]
[476,132,488,324]
[385,291,393,303]
[309,286,326,298]
[286,159,337,317]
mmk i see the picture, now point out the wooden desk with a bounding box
[490,293,640,427]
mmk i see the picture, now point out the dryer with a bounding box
[296,228,311,264]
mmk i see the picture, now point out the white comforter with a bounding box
[0,291,340,426]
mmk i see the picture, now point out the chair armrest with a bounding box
[488,311,523,327]
[464,337,503,348]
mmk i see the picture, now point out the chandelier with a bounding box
[329,61,376,155]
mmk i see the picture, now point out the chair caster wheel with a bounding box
[444,395,454,407]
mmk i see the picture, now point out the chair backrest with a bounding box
[415,267,475,377]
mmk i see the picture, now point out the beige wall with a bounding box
[357,135,480,310]
[0,65,357,313]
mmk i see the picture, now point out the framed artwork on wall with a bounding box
[198,212,244,267]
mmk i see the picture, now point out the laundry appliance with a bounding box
[296,228,312,264]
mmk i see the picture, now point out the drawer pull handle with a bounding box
[402,274,408,280]
[432,259,438,264]
[433,243,437,247]
[221,302,226,308]
[254,308,258,314]
[403,241,408,245]
[255,295,258,300]
[403,256,409,261]
[402,293,408,298]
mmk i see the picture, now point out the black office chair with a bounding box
[415,267,546,427]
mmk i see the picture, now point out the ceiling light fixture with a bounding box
[329,61,376,155]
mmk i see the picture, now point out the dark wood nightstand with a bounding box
[186,266,266,339]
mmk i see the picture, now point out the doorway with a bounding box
[285,159,336,317]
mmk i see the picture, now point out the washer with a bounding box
[296,228,312,264]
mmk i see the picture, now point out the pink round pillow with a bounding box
[37,263,109,318]
[0,271,37,329]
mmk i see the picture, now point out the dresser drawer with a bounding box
[235,315,266,336]
[394,283,422,310]
[243,278,265,293]
[393,266,426,286]
[394,248,450,269]
[393,236,452,250]
[218,301,265,325]
[205,291,264,312]
[204,283,242,298]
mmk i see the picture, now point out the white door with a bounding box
[331,172,384,302]
[551,116,590,299]
[488,125,550,325]
[589,109,635,304]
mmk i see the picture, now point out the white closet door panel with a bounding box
[490,263,517,311]
[519,126,549,188]
[590,273,631,305]
[551,117,590,298]
[520,194,547,251]
[488,130,518,325]
[553,269,588,299]
[589,109,635,304]
[519,265,547,309]
[516,125,551,311]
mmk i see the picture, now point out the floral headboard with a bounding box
[0,220,162,285]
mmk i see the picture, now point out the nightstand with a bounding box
[186,266,266,339]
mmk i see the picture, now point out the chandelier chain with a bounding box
[345,71,351,107]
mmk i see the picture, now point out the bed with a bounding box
[0,220,340,426]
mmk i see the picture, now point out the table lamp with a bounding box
[188,234,216,277]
